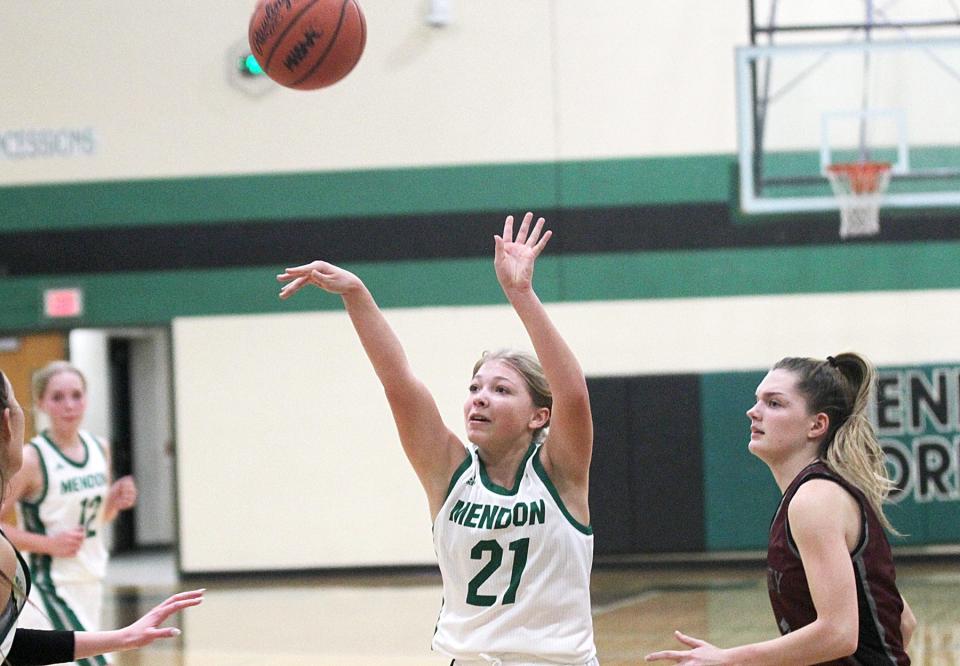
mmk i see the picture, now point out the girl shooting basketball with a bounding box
[278,212,599,665]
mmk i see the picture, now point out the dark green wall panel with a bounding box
[589,375,705,555]
[701,371,779,551]
[701,365,960,552]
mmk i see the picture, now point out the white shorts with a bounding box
[18,579,112,665]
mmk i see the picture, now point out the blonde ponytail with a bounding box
[823,354,897,532]
[773,353,898,533]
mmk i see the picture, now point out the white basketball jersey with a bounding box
[432,443,597,664]
[18,431,110,585]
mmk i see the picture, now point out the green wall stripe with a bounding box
[4,148,957,232]
[0,164,555,231]
[3,239,960,330]
[0,156,734,232]
[557,155,732,207]
[757,146,960,197]
[561,240,960,300]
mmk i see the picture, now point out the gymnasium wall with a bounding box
[2,2,959,572]
[173,289,960,571]
[1,1,742,187]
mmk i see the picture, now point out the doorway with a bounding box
[70,328,175,550]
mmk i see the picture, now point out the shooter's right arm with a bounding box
[277,261,465,511]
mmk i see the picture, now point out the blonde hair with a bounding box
[774,353,897,532]
[473,349,552,443]
[32,360,86,403]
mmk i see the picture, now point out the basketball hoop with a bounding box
[825,161,891,239]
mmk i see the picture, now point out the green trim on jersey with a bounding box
[40,432,90,468]
[478,442,537,496]
[18,502,46,535]
[443,451,473,503]
[34,583,108,666]
[18,500,51,588]
[532,448,593,535]
[21,441,49,507]
[29,553,54,591]
[85,431,107,458]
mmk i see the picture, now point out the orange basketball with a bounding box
[248,0,366,90]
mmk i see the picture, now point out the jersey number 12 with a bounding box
[78,495,102,538]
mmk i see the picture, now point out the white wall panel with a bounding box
[173,288,960,570]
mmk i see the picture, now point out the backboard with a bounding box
[737,1,960,214]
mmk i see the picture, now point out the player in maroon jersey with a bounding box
[646,353,916,665]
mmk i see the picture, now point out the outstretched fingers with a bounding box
[514,211,533,244]
[151,589,205,621]
[672,630,708,648]
[502,215,515,243]
[530,226,552,256]
[644,630,711,663]
[142,626,182,640]
[278,262,318,282]
[277,260,342,299]
[523,214,543,245]
[278,275,310,300]
[644,649,685,662]
[502,212,551,251]
[123,589,204,649]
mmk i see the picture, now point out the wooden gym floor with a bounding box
[106,552,959,665]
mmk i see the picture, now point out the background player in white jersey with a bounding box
[0,361,138,666]
[0,370,203,664]
[278,212,599,665]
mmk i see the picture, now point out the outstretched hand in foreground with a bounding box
[74,589,204,659]
[645,630,729,665]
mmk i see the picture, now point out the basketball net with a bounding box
[825,161,891,239]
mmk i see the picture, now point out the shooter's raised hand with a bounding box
[494,212,552,295]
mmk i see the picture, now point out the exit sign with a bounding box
[43,288,84,318]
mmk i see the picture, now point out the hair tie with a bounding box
[826,356,838,368]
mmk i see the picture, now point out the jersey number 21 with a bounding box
[466,538,530,606]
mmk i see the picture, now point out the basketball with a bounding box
[248,0,366,90]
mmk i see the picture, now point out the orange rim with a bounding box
[826,161,892,194]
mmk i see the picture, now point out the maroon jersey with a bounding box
[766,460,909,665]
